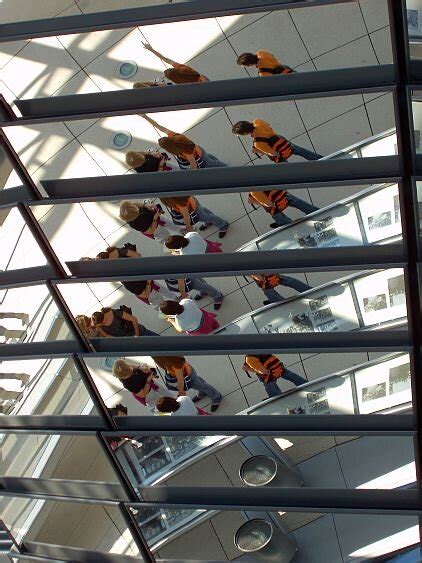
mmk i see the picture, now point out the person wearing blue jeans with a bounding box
[189,366,222,404]
[196,203,229,231]
[251,273,312,305]
[243,354,307,399]
[289,143,323,161]
[248,190,318,229]
[165,276,224,311]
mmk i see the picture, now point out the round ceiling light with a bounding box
[110,131,132,150]
[235,519,273,553]
[116,61,138,79]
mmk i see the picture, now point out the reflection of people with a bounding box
[165,276,224,309]
[0,312,30,341]
[142,42,209,83]
[121,279,175,310]
[165,233,222,255]
[119,200,182,244]
[125,150,172,173]
[248,190,318,228]
[160,299,219,335]
[156,395,205,416]
[237,51,294,77]
[243,354,307,398]
[232,119,323,163]
[159,196,229,237]
[112,360,170,409]
[153,355,222,411]
[91,307,158,337]
[142,114,227,169]
[250,273,312,305]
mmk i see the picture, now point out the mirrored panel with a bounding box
[0,356,96,416]
[129,506,418,559]
[0,497,141,557]
[83,350,412,416]
[0,1,392,97]
[0,284,77,345]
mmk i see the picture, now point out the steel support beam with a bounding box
[12,65,395,124]
[138,487,422,515]
[21,542,149,563]
[41,156,400,202]
[65,244,405,280]
[0,185,33,208]
[0,0,355,43]
[0,266,56,288]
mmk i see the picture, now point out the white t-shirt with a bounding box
[174,298,203,332]
[180,232,207,255]
[172,396,198,416]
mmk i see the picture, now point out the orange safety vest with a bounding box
[253,134,293,162]
[251,274,281,289]
[249,354,285,383]
[250,190,289,215]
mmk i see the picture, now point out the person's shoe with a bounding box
[191,394,206,403]
[213,299,223,311]
[270,222,279,228]
[194,292,207,301]
[210,400,222,412]
[218,228,228,239]
[199,223,212,231]
[263,300,272,305]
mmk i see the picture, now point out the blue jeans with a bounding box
[273,193,319,226]
[290,143,323,161]
[201,149,228,168]
[263,276,312,303]
[190,278,223,303]
[189,366,222,402]
[263,369,307,397]
[196,203,229,230]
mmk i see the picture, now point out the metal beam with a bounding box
[110,413,414,436]
[0,266,56,288]
[0,0,355,43]
[138,486,422,515]
[0,415,103,430]
[21,542,148,563]
[65,245,405,281]
[13,65,395,124]
[41,156,400,202]
[0,185,33,208]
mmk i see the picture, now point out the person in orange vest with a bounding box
[242,354,307,397]
[248,189,318,228]
[251,273,312,305]
[237,50,295,77]
[232,119,323,162]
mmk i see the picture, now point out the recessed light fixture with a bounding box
[110,131,132,150]
[116,61,138,79]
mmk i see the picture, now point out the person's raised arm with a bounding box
[140,114,176,136]
[142,42,180,68]
[122,311,140,336]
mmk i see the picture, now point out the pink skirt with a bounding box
[187,309,220,335]
[205,240,223,253]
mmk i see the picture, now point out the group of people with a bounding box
[76,45,319,416]
[108,352,307,419]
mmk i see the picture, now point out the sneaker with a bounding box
[191,394,206,403]
[218,229,228,239]
[213,300,223,311]
[210,401,222,412]
[199,223,211,231]
[270,222,279,228]
[263,300,272,305]
[194,292,207,301]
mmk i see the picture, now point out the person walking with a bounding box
[165,232,222,254]
[232,119,323,162]
[119,200,182,245]
[159,196,229,238]
[242,354,307,398]
[142,42,209,83]
[142,114,227,169]
[153,355,222,411]
[250,273,312,305]
[112,359,170,410]
[90,306,159,337]
[160,299,219,335]
[165,276,224,310]
[237,50,294,77]
[248,189,318,228]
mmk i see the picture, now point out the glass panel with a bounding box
[0,357,95,416]
[85,351,412,417]
[0,433,123,490]
[0,1,391,91]
[129,506,418,560]
[0,285,75,345]
[0,497,141,558]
